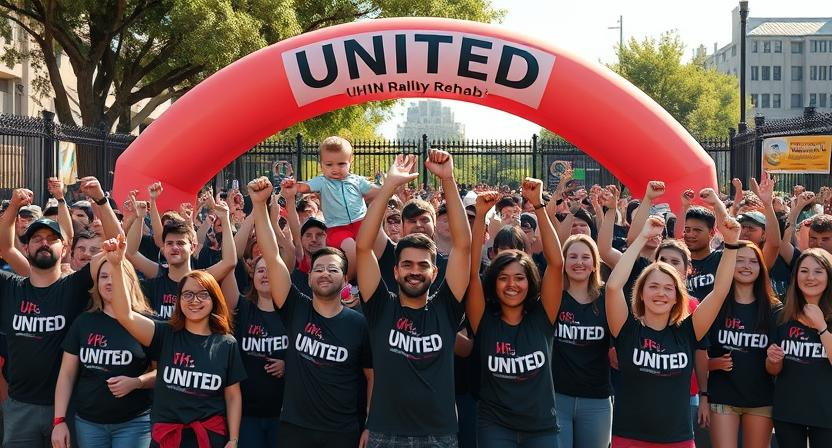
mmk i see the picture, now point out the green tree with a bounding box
[1,0,503,133]
[608,32,744,138]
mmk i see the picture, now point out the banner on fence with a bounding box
[59,141,78,185]
[761,135,832,174]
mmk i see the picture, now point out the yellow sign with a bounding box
[762,135,832,174]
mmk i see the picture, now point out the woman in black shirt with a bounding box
[106,235,246,448]
[466,179,564,448]
[606,198,738,447]
[52,256,155,448]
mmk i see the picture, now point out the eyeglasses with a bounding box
[181,290,211,303]
[28,235,61,245]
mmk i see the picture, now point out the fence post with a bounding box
[295,133,303,180]
[421,134,428,188]
[41,111,56,204]
[98,121,110,191]
[728,127,737,183]
[752,115,766,182]
[532,134,539,179]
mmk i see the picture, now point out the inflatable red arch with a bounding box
[113,17,716,211]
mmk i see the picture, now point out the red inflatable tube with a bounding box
[113,17,717,211]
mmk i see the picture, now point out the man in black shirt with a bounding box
[356,151,471,447]
[249,177,372,448]
[0,178,121,448]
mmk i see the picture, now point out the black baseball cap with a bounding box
[300,217,327,236]
[21,218,63,244]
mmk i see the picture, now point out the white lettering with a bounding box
[388,330,443,354]
[487,351,546,374]
[556,324,605,341]
[632,348,689,370]
[717,330,767,348]
[162,366,222,390]
[12,315,65,333]
[79,348,133,366]
[295,334,349,362]
[242,335,289,353]
[783,340,828,359]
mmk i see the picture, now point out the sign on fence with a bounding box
[762,135,832,174]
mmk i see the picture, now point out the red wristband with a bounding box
[53,417,66,426]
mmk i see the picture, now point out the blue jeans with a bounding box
[477,418,558,448]
[75,413,151,448]
[554,392,611,448]
[239,415,280,448]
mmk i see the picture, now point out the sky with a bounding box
[377,0,832,139]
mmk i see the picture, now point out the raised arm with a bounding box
[356,155,419,301]
[148,182,164,249]
[270,195,296,271]
[248,178,291,309]
[525,178,563,324]
[780,192,813,265]
[607,215,665,338]
[729,178,743,217]
[627,181,665,244]
[692,189,740,341]
[48,177,74,243]
[204,199,237,282]
[280,184,304,262]
[0,189,34,275]
[125,194,159,279]
[425,149,471,300]
[466,192,499,334]
[598,185,623,268]
[674,189,695,242]
[234,213,255,261]
[104,235,155,346]
[78,177,122,240]
[750,173,781,268]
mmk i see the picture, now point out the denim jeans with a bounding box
[75,413,151,448]
[554,392,611,448]
[477,419,558,448]
[368,431,458,448]
[2,397,52,448]
[239,415,280,448]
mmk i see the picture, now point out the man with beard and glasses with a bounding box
[356,150,471,448]
[247,177,372,448]
[0,178,122,448]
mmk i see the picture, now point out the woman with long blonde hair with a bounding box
[51,255,155,448]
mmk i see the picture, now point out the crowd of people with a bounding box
[0,135,830,448]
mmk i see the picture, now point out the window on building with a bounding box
[791,94,802,108]
[821,93,828,108]
[751,94,758,107]
[821,66,829,81]
[773,66,781,81]
[731,45,736,56]
[763,41,771,53]
[773,94,781,108]
[752,41,759,53]
[811,65,818,80]
[762,66,770,81]
[751,66,759,81]
[791,42,803,53]
[810,93,817,107]
[774,41,782,53]
[761,93,770,108]
[721,52,726,62]
[811,40,829,53]
[792,66,803,81]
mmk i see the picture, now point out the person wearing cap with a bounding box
[125,184,237,320]
[16,204,43,239]
[0,177,122,448]
[69,200,94,227]
[383,207,402,244]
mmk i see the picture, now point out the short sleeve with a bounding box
[305,175,325,193]
[148,320,171,360]
[276,285,307,327]
[224,338,248,386]
[357,176,373,195]
[359,320,373,369]
[61,315,83,355]
[68,262,94,305]
[431,281,464,327]
[360,279,392,323]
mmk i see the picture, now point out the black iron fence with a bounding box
[1,107,830,204]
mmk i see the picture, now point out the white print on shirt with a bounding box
[242,335,289,354]
[687,273,715,292]
[631,338,688,375]
[157,294,176,319]
[717,330,768,350]
[295,334,349,362]
[557,311,604,344]
[162,366,222,391]
[488,352,546,379]
[783,326,829,364]
[387,317,443,359]
[80,348,133,366]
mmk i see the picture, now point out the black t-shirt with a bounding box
[688,250,722,299]
[148,321,247,424]
[476,301,557,432]
[553,291,611,398]
[277,286,371,433]
[0,264,92,404]
[234,299,288,418]
[62,311,152,423]
[290,268,313,298]
[772,318,832,429]
[362,280,463,436]
[623,256,652,303]
[612,315,697,443]
[706,300,781,407]
[769,247,800,299]
[377,240,448,295]
[140,270,179,320]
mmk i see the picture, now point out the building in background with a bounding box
[0,19,169,132]
[396,100,465,141]
[706,8,832,120]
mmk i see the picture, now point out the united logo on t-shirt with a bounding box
[162,351,223,393]
[12,300,66,336]
[388,317,442,360]
[783,325,828,364]
[717,317,767,353]
[242,324,288,355]
[487,341,545,380]
[157,294,176,319]
[80,333,133,367]
[556,310,605,346]
[295,322,349,364]
[632,337,689,376]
